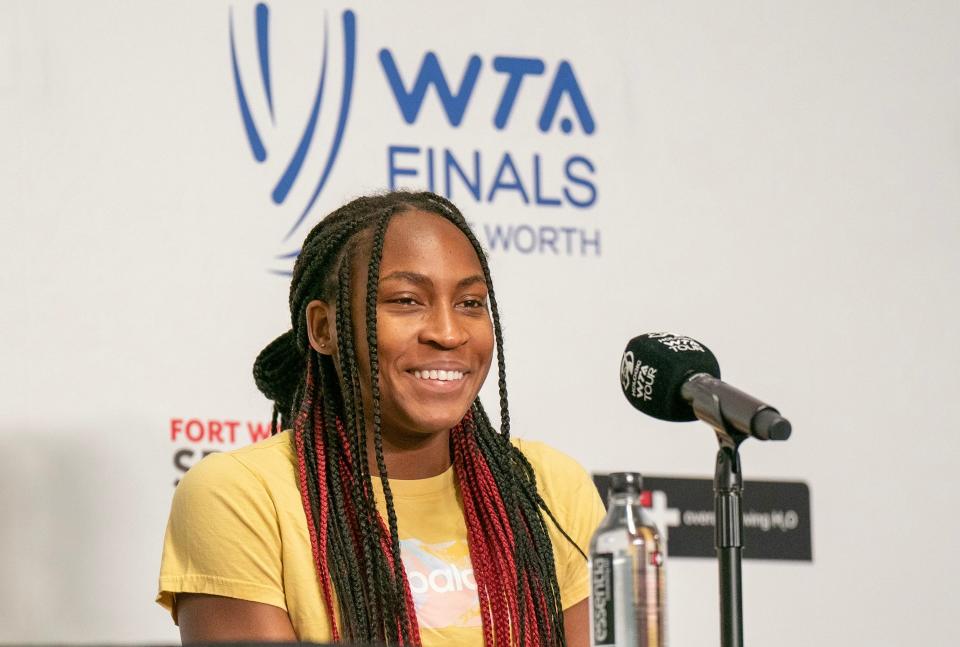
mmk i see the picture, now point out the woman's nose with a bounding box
[420,304,469,348]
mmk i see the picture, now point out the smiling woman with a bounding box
[156,191,606,647]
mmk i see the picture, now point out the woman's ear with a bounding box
[305,300,336,355]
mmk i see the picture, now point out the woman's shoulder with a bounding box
[160,435,292,619]
[509,437,600,513]
[509,436,607,590]
[176,430,297,498]
[511,437,589,478]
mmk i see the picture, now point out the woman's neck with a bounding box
[366,427,452,479]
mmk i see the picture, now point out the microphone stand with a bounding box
[715,436,745,647]
[688,390,748,647]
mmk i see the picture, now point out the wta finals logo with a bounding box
[230,3,603,272]
[229,3,355,274]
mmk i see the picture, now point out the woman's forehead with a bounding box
[379,210,483,274]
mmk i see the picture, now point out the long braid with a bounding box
[252,191,581,646]
[363,209,420,645]
[333,233,400,641]
[452,413,520,644]
[334,253,384,638]
[293,353,339,640]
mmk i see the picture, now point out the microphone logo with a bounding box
[634,362,657,402]
[649,332,706,353]
[621,350,658,402]
[620,351,634,391]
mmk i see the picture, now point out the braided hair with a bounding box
[253,191,584,646]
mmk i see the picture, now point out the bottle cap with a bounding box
[609,472,643,493]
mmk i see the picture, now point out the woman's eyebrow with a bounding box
[379,271,486,290]
[456,274,487,289]
[381,271,432,287]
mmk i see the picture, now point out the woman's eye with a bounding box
[460,298,487,309]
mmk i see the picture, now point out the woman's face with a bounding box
[352,209,495,439]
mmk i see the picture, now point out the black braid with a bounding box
[333,253,384,637]
[363,209,414,644]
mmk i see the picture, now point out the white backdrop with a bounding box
[2,1,959,645]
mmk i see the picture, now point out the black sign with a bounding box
[592,474,812,561]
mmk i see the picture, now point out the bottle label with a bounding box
[592,553,616,645]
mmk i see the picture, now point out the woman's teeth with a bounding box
[413,369,464,381]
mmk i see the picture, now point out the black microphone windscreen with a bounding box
[620,333,721,421]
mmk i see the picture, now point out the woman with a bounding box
[157,191,606,646]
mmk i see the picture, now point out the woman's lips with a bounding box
[405,368,469,393]
[411,369,465,382]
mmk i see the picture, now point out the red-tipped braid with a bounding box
[294,362,340,641]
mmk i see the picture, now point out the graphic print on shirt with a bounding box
[400,537,481,628]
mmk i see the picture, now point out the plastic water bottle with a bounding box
[589,472,667,647]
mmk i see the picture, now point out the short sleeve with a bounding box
[516,440,607,610]
[551,462,607,610]
[156,452,287,622]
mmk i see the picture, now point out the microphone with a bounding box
[620,332,791,441]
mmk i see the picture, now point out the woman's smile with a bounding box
[408,365,468,385]
[410,369,465,382]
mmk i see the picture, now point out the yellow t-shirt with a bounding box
[157,431,606,645]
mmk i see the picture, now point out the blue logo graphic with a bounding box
[230,4,603,263]
[379,53,595,135]
[229,3,356,271]
[375,50,598,214]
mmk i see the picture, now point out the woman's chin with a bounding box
[409,415,465,436]
[382,406,472,440]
